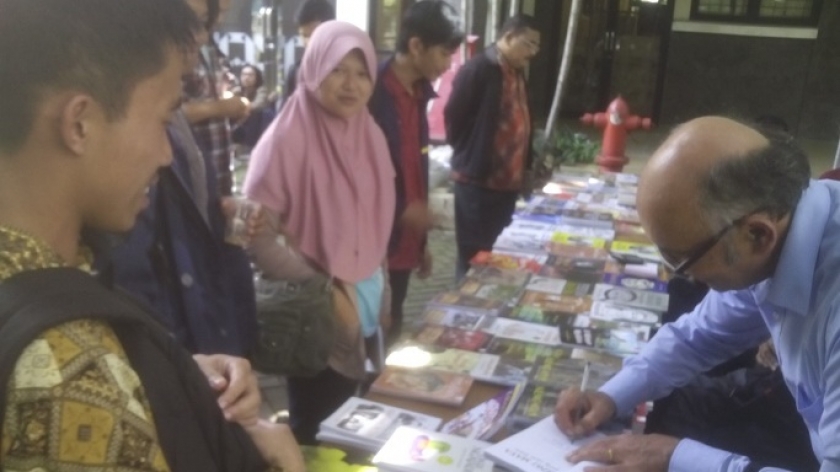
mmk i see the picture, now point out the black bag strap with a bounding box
[0,268,151,441]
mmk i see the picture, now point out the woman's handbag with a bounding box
[250,273,335,377]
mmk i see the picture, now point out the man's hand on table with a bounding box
[567,433,680,472]
[554,387,617,439]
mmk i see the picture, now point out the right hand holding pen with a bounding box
[553,387,617,439]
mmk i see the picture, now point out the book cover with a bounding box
[413,325,491,352]
[507,219,561,234]
[540,255,606,284]
[592,283,669,313]
[557,208,614,229]
[421,306,494,331]
[470,250,548,273]
[457,278,523,305]
[518,289,593,315]
[601,273,668,293]
[386,343,531,386]
[557,314,653,356]
[505,305,574,326]
[372,426,494,472]
[440,384,525,441]
[429,291,506,313]
[507,384,561,429]
[464,265,531,288]
[545,243,609,259]
[588,301,662,326]
[527,356,618,391]
[483,338,573,363]
[484,318,561,346]
[318,397,442,451]
[549,231,608,249]
[486,416,605,472]
[609,240,663,264]
[369,368,474,407]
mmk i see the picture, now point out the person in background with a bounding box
[244,21,395,445]
[105,0,260,358]
[444,14,541,280]
[281,0,335,107]
[0,0,304,470]
[240,64,269,111]
[369,0,463,347]
[233,64,276,149]
[555,116,840,472]
[182,0,249,195]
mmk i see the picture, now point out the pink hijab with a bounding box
[244,21,395,283]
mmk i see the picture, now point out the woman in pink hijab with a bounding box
[243,21,396,444]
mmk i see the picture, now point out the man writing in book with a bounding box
[555,116,840,472]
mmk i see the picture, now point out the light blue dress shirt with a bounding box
[600,180,840,472]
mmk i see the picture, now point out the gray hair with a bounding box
[698,125,811,231]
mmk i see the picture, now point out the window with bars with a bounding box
[691,0,822,25]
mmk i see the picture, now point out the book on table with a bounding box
[485,416,606,472]
[484,317,562,346]
[592,283,669,313]
[412,324,492,352]
[369,367,474,407]
[439,383,525,441]
[506,384,562,430]
[427,291,506,315]
[372,426,494,472]
[557,313,653,356]
[316,397,442,452]
[385,342,532,386]
[420,305,496,332]
[464,265,532,288]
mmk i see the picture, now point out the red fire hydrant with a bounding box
[580,96,653,172]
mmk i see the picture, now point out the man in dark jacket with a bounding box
[445,14,540,280]
[369,0,463,346]
[281,0,335,107]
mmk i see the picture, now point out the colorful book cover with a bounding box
[518,289,593,315]
[592,283,669,313]
[484,318,561,346]
[440,384,525,441]
[539,255,606,284]
[549,231,608,249]
[413,325,491,351]
[372,426,494,472]
[483,338,573,364]
[458,278,523,305]
[464,265,531,288]
[507,384,561,429]
[369,367,473,407]
[545,243,609,259]
[527,356,617,390]
[505,305,574,326]
[421,306,493,331]
[386,343,531,386]
[557,208,614,228]
[609,240,663,263]
[428,291,505,314]
[469,250,544,274]
[601,273,668,293]
[557,314,653,356]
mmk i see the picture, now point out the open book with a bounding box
[484,416,606,472]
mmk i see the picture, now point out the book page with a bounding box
[485,416,605,472]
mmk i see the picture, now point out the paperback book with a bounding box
[413,324,491,352]
[601,273,668,293]
[428,291,506,314]
[369,367,474,407]
[484,317,561,346]
[557,314,653,355]
[592,283,669,313]
[518,289,593,316]
[539,255,607,284]
[372,426,494,472]
[317,397,442,452]
[440,384,525,441]
[421,306,495,331]
[385,343,532,386]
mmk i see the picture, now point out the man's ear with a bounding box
[408,36,425,56]
[743,215,778,255]
[59,95,99,156]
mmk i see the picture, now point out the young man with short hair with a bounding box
[445,14,540,280]
[282,0,336,104]
[0,1,303,470]
[369,0,464,346]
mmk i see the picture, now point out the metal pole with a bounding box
[834,133,840,169]
[544,0,583,141]
[489,0,500,43]
[509,0,520,16]
[460,0,470,62]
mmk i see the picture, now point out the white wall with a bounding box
[336,0,370,31]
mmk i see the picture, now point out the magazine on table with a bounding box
[412,324,492,352]
[439,383,525,441]
[369,367,474,407]
[592,283,669,313]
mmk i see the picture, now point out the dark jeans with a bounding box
[287,367,359,445]
[646,367,818,471]
[453,182,518,281]
[387,269,412,348]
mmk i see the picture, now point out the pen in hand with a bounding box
[572,361,591,442]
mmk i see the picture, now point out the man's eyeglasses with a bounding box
[665,215,750,277]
